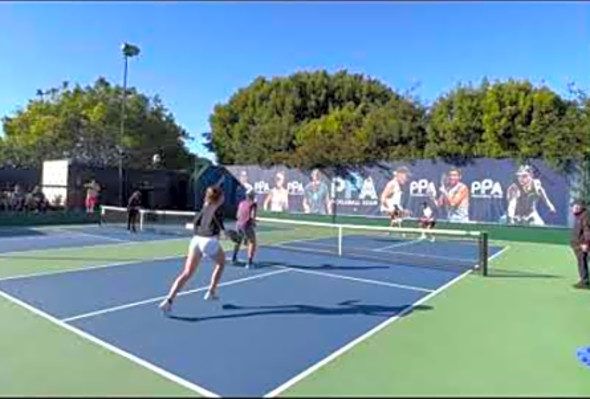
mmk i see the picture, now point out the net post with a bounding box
[338,226,343,256]
[139,209,145,232]
[479,232,489,276]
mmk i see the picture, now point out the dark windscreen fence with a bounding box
[190,164,243,217]
[65,161,192,211]
[0,168,40,191]
[100,205,196,236]
[226,159,581,228]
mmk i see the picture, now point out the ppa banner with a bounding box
[226,159,573,227]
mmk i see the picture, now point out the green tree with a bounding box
[425,81,486,160]
[207,70,411,166]
[480,79,570,160]
[207,72,588,170]
[290,105,366,169]
[1,77,193,169]
[360,96,426,162]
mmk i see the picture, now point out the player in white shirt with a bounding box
[433,168,469,223]
[263,171,289,212]
[380,167,411,216]
[419,201,436,241]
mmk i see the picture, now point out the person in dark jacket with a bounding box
[127,191,142,233]
[571,200,590,289]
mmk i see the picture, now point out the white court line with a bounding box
[0,288,220,398]
[0,234,186,258]
[0,236,182,257]
[0,232,83,242]
[0,225,128,243]
[61,268,291,323]
[48,227,128,243]
[271,234,340,247]
[282,267,434,293]
[0,232,318,284]
[279,236,421,253]
[263,245,512,398]
[271,243,342,256]
[0,255,185,283]
[378,249,475,263]
[374,238,423,251]
[0,236,283,283]
[272,242,475,267]
[279,239,477,263]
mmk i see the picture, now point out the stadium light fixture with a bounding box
[118,42,141,206]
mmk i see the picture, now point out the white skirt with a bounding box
[189,235,221,258]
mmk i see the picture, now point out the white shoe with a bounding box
[204,291,219,301]
[159,298,172,313]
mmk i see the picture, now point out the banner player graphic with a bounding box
[380,167,411,217]
[263,171,289,212]
[506,165,556,225]
[428,167,469,223]
[303,169,331,215]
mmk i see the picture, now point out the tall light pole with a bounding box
[119,42,140,206]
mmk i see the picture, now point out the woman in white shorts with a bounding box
[159,186,227,313]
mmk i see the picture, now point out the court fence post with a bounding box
[480,232,488,276]
[139,209,145,232]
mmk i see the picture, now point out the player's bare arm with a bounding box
[445,184,469,208]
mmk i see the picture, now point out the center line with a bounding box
[374,238,423,252]
[280,266,434,293]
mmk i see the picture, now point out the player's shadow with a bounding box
[167,300,433,323]
[240,260,390,272]
[486,268,561,279]
[233,260,470,274]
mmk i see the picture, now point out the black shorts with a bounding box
[419,218,435,228]
[237,224,256,243]
[127,208,139,219]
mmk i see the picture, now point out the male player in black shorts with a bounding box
[127,190,142,233]
[232,191,258,268]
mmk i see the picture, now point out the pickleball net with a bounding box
[250,217,489,275]
[100,205,196,236]
[99,206,489,275]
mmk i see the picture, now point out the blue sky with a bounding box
[1,1,588,161]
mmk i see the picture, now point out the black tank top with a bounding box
[193,204,225,237]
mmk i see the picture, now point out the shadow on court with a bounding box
[167,300,433,323]
[0,228,53,238]
[232,258,472,274]
[236,260,390,272]
[486,268,562,279]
